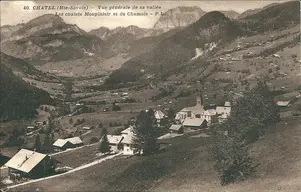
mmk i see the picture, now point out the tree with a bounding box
[69,118,73,125]
[47,115,55,134]
[99,129,110,153]
[211,81,279,185]
[112,102,121,111]
[34,134,41,152]
[167,109,175,122]
[98,123,103,128]
[211,133,257,185]
[133,109,160,155]
[229,81,279,144]
[100,127,108,137]
[43,133,52,153]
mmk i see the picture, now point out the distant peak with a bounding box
[27,14,64,25]
[199,11,228,22]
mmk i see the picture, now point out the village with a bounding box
[1,82,300,190]
[0,90,235,185]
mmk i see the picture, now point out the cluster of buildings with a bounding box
[172,97,231,132]
[0,95,233,183]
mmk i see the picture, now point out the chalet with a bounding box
[200,109,218,125]
[5,149,56,178]
[120,126,140,155]
[183,118,207,129]
[36,121,45,126]
[277,101,291,107]
[26,126,36,131]
[169,124,184,134]
[218,113,229,124]
[107,135,124,152]
[65,137,84,147]
[154,110,167,123]
[273,54,280,58]
[53,139,74,151]
[216,106,231,117]
[83,126,93,130]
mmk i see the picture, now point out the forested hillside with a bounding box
[0,64,54,122]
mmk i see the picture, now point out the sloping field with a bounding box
[8,117,301,192]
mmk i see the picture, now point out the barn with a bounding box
[5,149,56,179]
[169,124,184,134]
[53,139,74,151]
[183,118,207,129]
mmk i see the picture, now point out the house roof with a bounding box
[83,126,92,130]
[216,106,231,115]
[121,126,134,135]
[169,124,183,131]
[175,112,186,120]
[65,137,83,145]
[277,101,291,107]
[121,132,136,144]
[155,110,167,120]
[183,118,206,127]
[53,139,70,148]
[5,149,47,173]
[180,105,205,115]
[107,135,123,145]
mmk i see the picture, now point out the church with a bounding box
[175,96,218,126]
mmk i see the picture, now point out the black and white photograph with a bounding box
[0,0,300,191]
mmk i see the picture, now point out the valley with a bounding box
[0,1,300,191]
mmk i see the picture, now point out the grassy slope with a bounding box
[11,116,301,192]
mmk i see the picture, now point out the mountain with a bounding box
[153,7,241,32]
[0,24,25,42]
[106,1,300,86]
[238,3,279,19]
[0,52,60,82]
[89,25,151,40]
[89,25,153,54]
[105,11,246,86]
[153,6,206,32]
[88,27,111,39]
[0,63,54,122]
[239,1,300,32]
[220,10,240,19]
[0,14,113,62]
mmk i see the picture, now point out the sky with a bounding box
[0,0,290,31]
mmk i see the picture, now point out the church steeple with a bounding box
[196,96,202,106]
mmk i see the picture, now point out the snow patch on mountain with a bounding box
[191,48,204,60]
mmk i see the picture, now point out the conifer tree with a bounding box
[133,109,159,155]
[99,127,110,153]
[34,134,41,152]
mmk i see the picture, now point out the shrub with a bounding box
[90,137,99,144]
